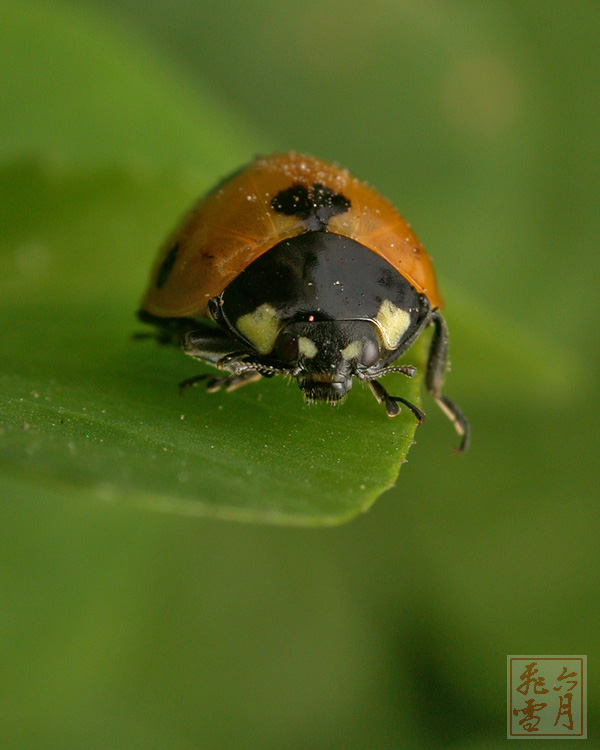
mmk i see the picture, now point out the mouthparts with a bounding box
[298,374,353,403]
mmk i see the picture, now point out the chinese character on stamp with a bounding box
[507,656,587,738]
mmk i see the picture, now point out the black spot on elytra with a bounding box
[271,183,351,229]
[156,241,179,289]
[311,183,351,223]
[271,185,313,220]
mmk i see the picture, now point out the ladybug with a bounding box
[139,152,470,451]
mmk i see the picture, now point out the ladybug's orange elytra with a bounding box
[142,153,442,318]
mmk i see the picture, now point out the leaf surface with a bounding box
[0,161,424,525]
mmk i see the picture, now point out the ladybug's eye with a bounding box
[274,331,299,362]
[361,339,380,368]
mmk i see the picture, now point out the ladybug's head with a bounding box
[271,318,383,404]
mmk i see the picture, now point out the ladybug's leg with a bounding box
[179,371,262,395]
[182,328,251,367]
[212,372,262,392]
[180,328,286,395]
[367,380,425,422]
[426,311,470,452]
[363,364,416,379]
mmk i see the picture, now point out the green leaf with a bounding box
[0,0,424,525]
[0,160,425,525]
[1,0,576,526]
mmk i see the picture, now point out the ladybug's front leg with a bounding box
[180,328,268,395]
[183,327,250,366]
[426,311,470,452]
[367,379,425,422]
[179,371,262,395]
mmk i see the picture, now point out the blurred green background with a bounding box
[1,0,599,747]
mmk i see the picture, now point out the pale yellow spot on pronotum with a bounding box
[341,340,362,360]
[298,337,318,358]
[235,303,280,354]
[375,300,411,349]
